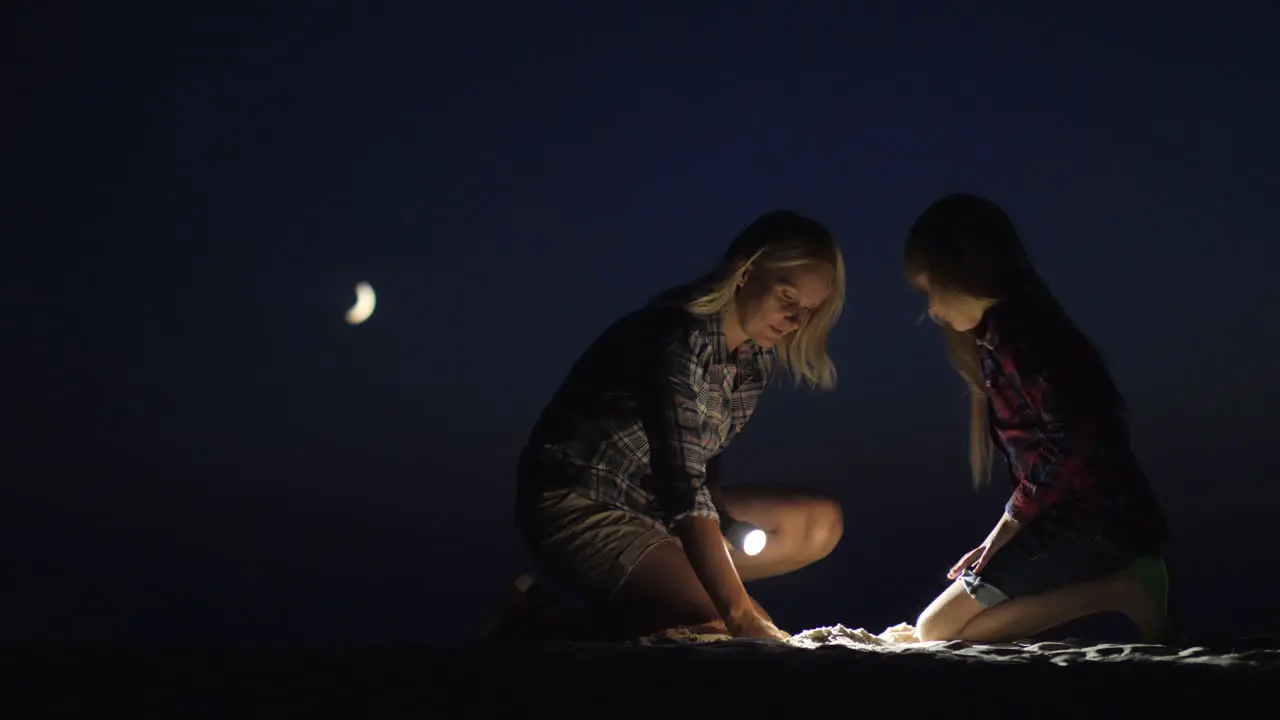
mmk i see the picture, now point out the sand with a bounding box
[7,631,1276,716]
[19,607,1268,716]
[635,620,1280,668]
[788,622,1280,667]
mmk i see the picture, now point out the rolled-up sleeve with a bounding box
[640,331,719,526]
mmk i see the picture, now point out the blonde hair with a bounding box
[684,211,846,390]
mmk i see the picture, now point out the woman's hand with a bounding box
[947,513,1021,579]
[947,543,995,579]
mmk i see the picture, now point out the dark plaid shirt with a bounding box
[518,300,775,528]
[976,302,1167,547]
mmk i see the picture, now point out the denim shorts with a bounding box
[961,512,1154,608]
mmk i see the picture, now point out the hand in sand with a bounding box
[726,610,790,642]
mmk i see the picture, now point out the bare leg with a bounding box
[916,566,1169,644]
[956,565,1169,644]
[719,484,844,581]
[602,482,843,636]
[915,579,984,641]
[608,539,723,636]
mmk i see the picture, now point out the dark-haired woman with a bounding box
[905,193,1171,644]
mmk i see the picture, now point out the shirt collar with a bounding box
[975,301,1006,350]
[704,310,764,367]
[975,297,1037,351]
[705,311,731,364]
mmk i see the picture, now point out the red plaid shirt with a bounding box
[976,302,1167,548]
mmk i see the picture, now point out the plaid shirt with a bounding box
[976,302,1167,547]
[518,300,775,528]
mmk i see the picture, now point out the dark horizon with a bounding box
[5,3,1278,647]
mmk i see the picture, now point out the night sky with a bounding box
[6,3,1278,647]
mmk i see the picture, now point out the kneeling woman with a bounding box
[515,211,847,640]
[906,194,1171,644]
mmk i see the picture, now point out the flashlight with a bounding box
[721,514,767,556]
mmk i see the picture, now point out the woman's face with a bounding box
[912,273,991,332]
[733,262,833,348]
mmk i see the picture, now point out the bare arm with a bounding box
[673,516,753,624]
[705,455,738,555]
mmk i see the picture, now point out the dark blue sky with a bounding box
[6,3,1278,646]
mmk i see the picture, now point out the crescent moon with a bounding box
[345,281,377,325]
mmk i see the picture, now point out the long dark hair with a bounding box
[904,193,1125,488]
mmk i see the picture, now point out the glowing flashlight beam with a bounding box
[723,518,768,557]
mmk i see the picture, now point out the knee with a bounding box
[803,496,844,561]
[915,602,964,642]
[914,586,969,642]
[914,609,947,642]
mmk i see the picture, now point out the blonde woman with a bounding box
[514,211,846,641]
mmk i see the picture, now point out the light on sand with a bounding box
[346,281,376,325]
[741,527,767,556]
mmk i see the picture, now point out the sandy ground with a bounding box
[5,627,1275,716]
[624,617,1280,666]
[638,621,1280,668]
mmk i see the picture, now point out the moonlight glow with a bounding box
[345,282,376,325]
